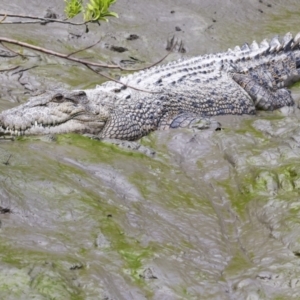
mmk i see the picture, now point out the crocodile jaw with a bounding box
[0,90,106,137]
[0,111,106,136]
[0,116,106,136]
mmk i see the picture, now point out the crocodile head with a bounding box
[0,90,109,136]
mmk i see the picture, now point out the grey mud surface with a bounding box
[1,1,300,299]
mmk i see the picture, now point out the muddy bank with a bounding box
[1,1,300,299]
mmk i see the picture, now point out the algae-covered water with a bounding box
[1,0,300,299]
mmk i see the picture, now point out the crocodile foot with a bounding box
[169,113,221,130]
[84,135,156,157]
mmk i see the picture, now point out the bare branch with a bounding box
[67,39,102,58]
[0,37,161,93]
[121,37,182,72]
[0,66,19,72]
[0,13,87,26]
[0,37,174,72]
[0,14,7,23]
[0,42,27,59]
[0,37,121,69]
[12,66,38,75]
[0,21,52,24]
[85,65,159,94]
[0,37,177,94]
[121,49,173,72]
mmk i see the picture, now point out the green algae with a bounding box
[267,9,300,35]
[139,134,157,149]
[223,251,252,276]
[220,162,300,216]
[0,136,158,292]
[99,211,153,276]
[57,133,149,162]
[94,215,157,297]
[130,168,207,210]
[0,189,155,297]
[291,81,300,89]
[252,165,300,196]
[0,244,83,299]
[0,268,33,298]
[31,64,106,89]
[1,1,300,299]
[220,176,258,213]
[31,270,81,300]
[235,118,269,141]
[140,132,169,155]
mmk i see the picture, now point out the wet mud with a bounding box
[1,0,300,299]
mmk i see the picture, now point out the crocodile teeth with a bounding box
[0,125,26,136]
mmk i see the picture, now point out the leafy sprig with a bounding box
[64,0,118,22]
[64,0,83,19]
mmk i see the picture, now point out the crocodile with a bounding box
[1,32,300,141]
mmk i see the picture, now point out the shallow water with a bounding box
[1,1,300,299]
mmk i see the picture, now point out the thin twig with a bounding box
[0,52,18,58]
[0,37,123,69]
[85,65,160,94]
[67,39,102,58]
[0,21,50,24]
[120,37,179,72]
[3,154,12,166]
[0,42,27,59]
[0,14,7,23]
[0,13,88,26]
[0,37,162,93]
[124,43,176,72]
[0,37,177,94]
[12,65,38,75]
[0,37,174,72]
[0,65,19,72]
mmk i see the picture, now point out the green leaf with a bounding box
[70,0,118,22]
[64,0,83,19]
[104,12,118,18]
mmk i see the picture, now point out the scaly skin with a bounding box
[1,32,300,140]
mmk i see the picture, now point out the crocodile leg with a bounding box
[83,134,156,157]
[157,112,220,131]
[169,113,219,130]
[231,72,294,111]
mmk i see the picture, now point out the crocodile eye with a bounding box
[52,94,64,103]
[77,91,86,97]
